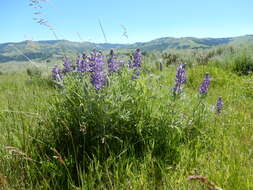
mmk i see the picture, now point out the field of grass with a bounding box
[0,47,253,190]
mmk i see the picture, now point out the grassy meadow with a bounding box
[0,46,253,190]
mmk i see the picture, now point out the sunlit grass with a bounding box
[0,51,252,189]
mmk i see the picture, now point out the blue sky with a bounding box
[1,0,253,43]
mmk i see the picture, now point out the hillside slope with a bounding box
[1,35,253,62]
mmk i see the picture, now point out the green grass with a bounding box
[0,51,253,189]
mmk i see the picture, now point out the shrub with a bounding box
[232,53,253,75]
[34,50,213,188]
[26,67,42,78]
[50,70,187,164]
[162,53,179,66]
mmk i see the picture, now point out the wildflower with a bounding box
[133,49,142,68]
[77,53,90,73]
[128,49,142,79]
[216,96,223,114]
[199,72,211,94]
[52,65,62,82]
[172,64,186,93]
[76,55,83,72]
[89,50,106,90]
[108,49,119,73]
[82,53,90,72]
[63,58,73,73]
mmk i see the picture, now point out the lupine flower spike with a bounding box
[133,49,142,68]
[52,65,62,82]
[216,96,223,114]
[82,53,90,72]
[172,63,186,94]
[130,49,142,79]
[76,55,83,72]
[89,50,107,90]
[63,58,73,73]
[76,53,90,73]
[108,49,119,73]
[199,72,211,94]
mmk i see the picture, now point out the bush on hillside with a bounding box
[232,53,253,75]
[26,67,42,78]
[50,70,188,163]
[34,50,214,188]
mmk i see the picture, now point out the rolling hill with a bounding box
[1,35,253,63]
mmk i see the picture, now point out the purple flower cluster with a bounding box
[128,49,142,68]
[52,65,62,82]
[51,49,141,89]
[216,96,223,114]
[128,49,142,79]
[63,58,73,73]
[199,73,211,94]
[133,49,142,67]
[108,49,120,73]
[76,56,83,73]
[76,53,90,73]
[89,50,107,90]
[172,64,186,94]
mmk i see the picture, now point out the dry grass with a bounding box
[187,176,223,190]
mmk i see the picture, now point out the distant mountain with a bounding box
[1,35,253,63]
[0,40,128,63]
[129,37,233,51]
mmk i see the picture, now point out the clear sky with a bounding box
[1,0,253,44]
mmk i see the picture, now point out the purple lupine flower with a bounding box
[89,50,106,90]
[172,64,186,93]
[82,53,90,72]
[175,64,186,84]
[81,59,90,73]
[129,49,142,79]
[216,96,223,114]
[108,49,120,73]
[133,49,142,68]
[52,65,62,82]
[91,71,107,90]
[89,50,103,72]
[108,61,119,73]
[199,72,211,94]
[76,55,83,72]
[63,58,73,73]
[76,53,90,73]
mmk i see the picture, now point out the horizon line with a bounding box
[1,34,253,45]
